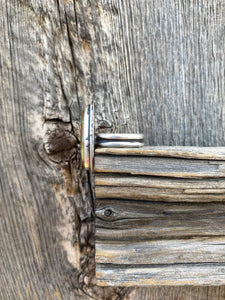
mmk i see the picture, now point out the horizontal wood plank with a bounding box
[95,147,225,160]
[96,200,225,240]
[95,174,225,189]
[96,264,225,286]
[96,237,225,264]
[95,147,225,286]
[95,155,225,178]
[95,186,225,202]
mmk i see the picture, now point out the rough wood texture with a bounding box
[96,237,225,264]
[96,147,225,160]
[96,174,225,189]
[97,264,225,286]
[1,0,225,299]
[0,1,128,299]
[125,287,225,300]
[96,200,225,240]
[95,151,225,179]
[95,148,225,285]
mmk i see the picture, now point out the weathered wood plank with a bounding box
[95,174,225,189]
[96,237,225,264]
[96,264,225,286]
[95,186,225,202]
[125,286,225,300]
[95,147,225,287]
[95,155,225,178]
[2,0,225,296]
[96,147,225,160]
[96,200,225,240]
[0,0,129,298]
[92,1,225,150]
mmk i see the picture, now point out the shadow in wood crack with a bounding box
[42,122,132,299]
[76,149,132,300]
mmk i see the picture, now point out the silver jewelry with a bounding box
[81,104,144,171]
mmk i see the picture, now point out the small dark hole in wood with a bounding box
[104,208,113,217]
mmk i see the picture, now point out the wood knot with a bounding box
[96,207,117,221]
[44,128,77,164]
[104,208,113,217]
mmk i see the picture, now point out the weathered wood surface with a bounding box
[95,153,225,179]
[0,1,129,299]
[1,0,225,299]
[97,264,225,286]
[96,186,225,201]
[125,286,225,300]
[96,237,225,264]
[96,173,225,189]
[96,146,225,160]
[95,148,225,285]
[96,200,225,239]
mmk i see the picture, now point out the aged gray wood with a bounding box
[0,0,128,299]
[96,146,225,160]
[96,186,225,202]
[96,199,225,240]
[97,264,225,286]
[92,1,225,148]
[96,237,225,264]
[96,174,225,189]
[1,0,225,298]
[95,155,225,178]
[95,148,225,285]
[125,286,225,300]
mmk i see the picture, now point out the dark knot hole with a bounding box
[104,208,113,218]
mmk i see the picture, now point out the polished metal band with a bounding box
[97,133,144,140]
[81,104,144,171]
[81,104,95,171]
[97,141,144,148]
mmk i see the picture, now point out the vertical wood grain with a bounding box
[92,0,225,147]
[1,0,225,299]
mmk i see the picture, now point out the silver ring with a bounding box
[81,104,94,171]
[81,104,144,170]
[97,133,144,140]
[81,106,90,170]
[89,105,94,173]
[97,141,144,148]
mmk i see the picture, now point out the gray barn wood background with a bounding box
[1,0,225,299]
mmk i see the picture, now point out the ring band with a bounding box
[97,133,144,140]
[97,141,144,148]
[81,105,144,170]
